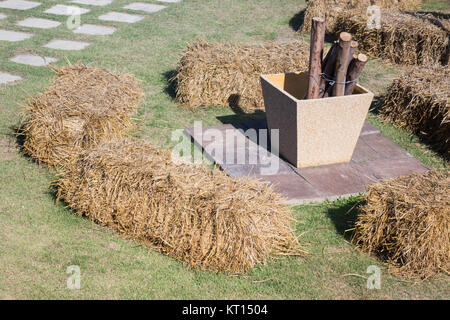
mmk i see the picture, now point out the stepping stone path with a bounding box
[98,11,144,23]
[10,54,57,66]
[44,4,90,16]
[123,2,166,13]
[0,0,41,10]
[71,0,113,6]
[73,24,116,36]
[1,0,182,86]
[17,17,61,29]
[0,29,33,41]
[0,72,22,85]
[44,39,90,50]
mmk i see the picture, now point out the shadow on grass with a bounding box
[326,197,363,241]
[368,95,385,115]
[289,9,306,32]
[163,69,178,100]
[216,94,267,124]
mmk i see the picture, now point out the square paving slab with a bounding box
[0,72,22,84]
[184,120,430,204]
[98,11,144,23]
[73,24,116,35]
[0,29,33,41]
[17,17,61,29]
[0,0,41,10]
[44,4,90,16]
[123,2,166,13]
[0,13,6,19]
[44,39,90,50]
[10,54,57,66]
[71,0,113,6]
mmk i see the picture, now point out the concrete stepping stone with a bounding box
[0,72,21,85]
[0,0,41,10]
[98,11,144,23]
[44,39,90,50]
[44,4,90,16]
[10,54,57,66]
[71,0,112,6]
[0,13,6,20]
[73,24,116,35]
[123,2,166,13]
[17,17,61,29]
[0,29,33,42]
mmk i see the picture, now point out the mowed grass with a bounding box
[0,0,449,299]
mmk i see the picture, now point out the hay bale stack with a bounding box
[56,138,303,273]
[353,171,450,278]
[174,40,309,112]
[301,0,423,33]
[381,66,449,156]
[334,10,449,66]
[22,64,143,167]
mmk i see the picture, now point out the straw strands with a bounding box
[301,0,423,33]
[381,66,449,156]
[173,40,310,112]
[353,171,450,279]
[56,138,304,273]
[22,64,143,168]
[334,10,449,66]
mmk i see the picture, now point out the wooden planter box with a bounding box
[261,71,374,168]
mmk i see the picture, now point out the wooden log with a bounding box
[323,52,358,98]
[344,53,368,96]
[332,32,352,97]
[348,41,358,65]
[319,42,338,98]
[306,17,325,100]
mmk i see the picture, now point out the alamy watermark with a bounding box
[66,265,81,290]
[366,265,381,290]
[367,5,381,30]
[171,121,281,175]
[66,6,81,30]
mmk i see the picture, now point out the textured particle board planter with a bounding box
[261,71,374,168]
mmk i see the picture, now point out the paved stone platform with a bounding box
[184,120,430,204]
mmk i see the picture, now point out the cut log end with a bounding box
[339,32,352,42]
[358,53,368,63]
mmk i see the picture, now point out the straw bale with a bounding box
[22,64,143,168]
[173,40,309,112]
[301,0,424,33]
[353,171,450,278]
[381,66,449,156]
[334,9,449,66]
[56,138,304,273]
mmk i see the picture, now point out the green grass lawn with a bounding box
[0,0,449,299]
